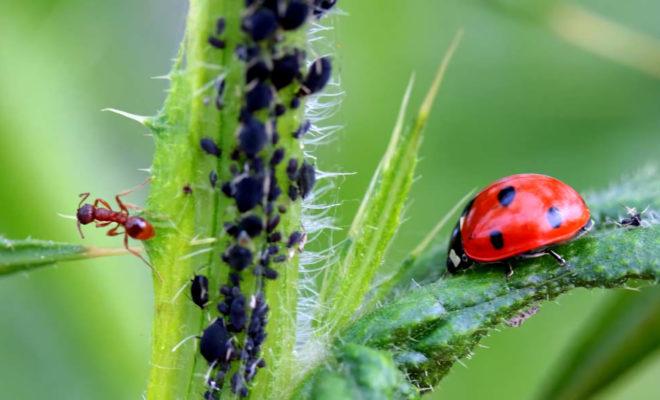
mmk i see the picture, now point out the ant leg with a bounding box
[95,221,112,228]
[107,224,123,237]
[124,232,162,282]
[547,250,567,267]
[115,178,152,213]
[94,198,113,211]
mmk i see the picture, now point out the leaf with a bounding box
[316,31,463,336]
[340,225,659,389]
[538,286,660,400]
[293,343,419,400]
[0,237,128,276]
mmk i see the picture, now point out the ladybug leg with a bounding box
[505,263,514,278]
[547,250,567,267]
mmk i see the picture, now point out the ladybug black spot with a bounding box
[547,206,563,229]
[490,230,504,250]
[497,186,516,207]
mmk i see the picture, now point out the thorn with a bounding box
[102,108,151,126]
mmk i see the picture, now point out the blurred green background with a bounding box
[0,0,658,399]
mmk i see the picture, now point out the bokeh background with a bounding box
[1,0,658,399]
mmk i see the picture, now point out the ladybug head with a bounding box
[446,223,472,273]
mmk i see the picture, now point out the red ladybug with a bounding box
[447,174,593,276]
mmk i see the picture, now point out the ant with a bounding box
[76,191,155,268]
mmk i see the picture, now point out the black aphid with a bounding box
[263,267,279,280]
[271,52,302,90]
[183,184,193,195]
[200,137,221,157]
[223,245,254,270]
[231,372,248,397]
[288,185,299,201]
[215,78,226,109]
[299,57,331,96]
[274,103,286,116]
[233,175,264,212]
[266,214,280,233]
[293,119,311,139]
[267,232,282,243]
[271,148,285,166]
[238,116,268,157]
[246,60,271,84]
[290,97,301,109]
[313,0,337,17]
[235,44,260,62]
[286,158,299,180]
[191,274,209,309]
[200,318,232,364]
[242,8,278,41]
[209,170,218,188]
[278,204,287,213]
[287,231,303,248]
[279,0,310,30]
[246,82,274,112]
[297,161,316,198]
[239,214,264,237]
[221,182,234,198]
[215,17,226,35]
[208,36,226,49]
[229,294,247,332]
[272,254,287,263]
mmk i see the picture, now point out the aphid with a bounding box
[238,116,268,157]
[446,174,593,277]
[297,161,316,198]
[270,148,285,166]
[222,245,253,270]
[229,294,247,332]
[200,137,221,157]
[215,17,226,35]
[290,97,301,109]
[200,318,232,364]
[278,0,310,30]
[286,231,303,248]
[191,275,209,309]
[182,184,193,195]
[286,158,299,180]
[215,78,226,110]
[209,170,218,188]
[263,267,278,280]
[221,182,234,198]
[299,57,331,96]
[245,82,274,112]
[267,231,282,243]
[246,60,271,84]
[313,0,337,17]
[76,192,155,265]
[293,120,311,139]
[242,8,278,42]
[505,305,540,327]
[288,185,299,201]
[208,36,226,49]
[618,206,647,227]
[235,44,260,62]
[232,175,264,212]
[273,103,286,116]
[238,214,264,237]
[266,214,280,233]
[271,52,302,90]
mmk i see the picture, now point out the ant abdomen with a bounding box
[126,217,155,240]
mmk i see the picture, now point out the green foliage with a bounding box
[316,32,463,337]
[0,237,125,276]
[540,287,660,400]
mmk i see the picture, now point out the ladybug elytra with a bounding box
[447,174,593,276]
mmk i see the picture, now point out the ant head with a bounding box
[125,216,155,240]
[77,204,94,225]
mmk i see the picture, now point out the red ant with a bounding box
[76,191,155,268]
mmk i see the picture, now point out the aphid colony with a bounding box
[194,1,336,398]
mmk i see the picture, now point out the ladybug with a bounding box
[447,174,593,276]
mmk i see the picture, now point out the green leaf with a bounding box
[0,237,128,276]
[539,286,660,400]
[316,31,464,337]
[340,225,659,389]
[293,343,419,400]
